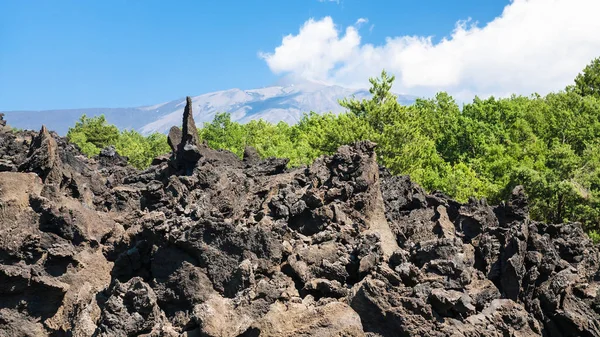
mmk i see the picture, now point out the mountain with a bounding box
[2,82,416,135]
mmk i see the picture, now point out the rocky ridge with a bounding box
[0,102,599,336]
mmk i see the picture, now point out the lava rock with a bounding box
[0,108,599,336]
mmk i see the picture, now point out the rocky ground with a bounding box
[0,101,599,337]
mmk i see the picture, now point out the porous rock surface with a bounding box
[0,108,599,336]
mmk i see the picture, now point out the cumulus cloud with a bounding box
[260,0,600,99]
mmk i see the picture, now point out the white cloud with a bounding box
[258,17,360,83]
[355,18,368,27]
[260,0,600,100]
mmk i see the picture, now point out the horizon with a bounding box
[1,79,418,113]
[2,0,599,111]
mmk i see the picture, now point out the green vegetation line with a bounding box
[67,58,600,240]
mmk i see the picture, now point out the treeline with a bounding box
[67,58,600,238]
[67,115,171,169]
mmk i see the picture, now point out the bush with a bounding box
[66,115,169,169]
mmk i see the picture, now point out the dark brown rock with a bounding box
[243,146,261,165]
[167,126,182,153]
[0,117,599,336]
[181,96,199,147]
[97,145,128,167]
[19,125,63,184]
[172,97,203,173]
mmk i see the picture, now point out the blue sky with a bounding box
[1,0,598,111]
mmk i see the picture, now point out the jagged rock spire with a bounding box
[181,96,199,146]
[19,125,63,184]
[169,96,202,174]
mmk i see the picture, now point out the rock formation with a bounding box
[19,125,64,185]
[0,113,8,133]
[0,112,599,336]
[167,126,182,153]
[169,96,202,174]
[96,145,128,168]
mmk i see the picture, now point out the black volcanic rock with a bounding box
[97,145,128,167]
[18,125,64,184]
[0,113,598,336]
[167,126,182,153]
[173,96,202,174]
[180,96,199,147]
[243,146,261,165]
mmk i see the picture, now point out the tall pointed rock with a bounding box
[19,125,64,184]
[174,96,202,172]
[181,96,199,146]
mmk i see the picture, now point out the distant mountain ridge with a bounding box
[2,82,417,135]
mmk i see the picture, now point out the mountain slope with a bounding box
[2,83,416,135]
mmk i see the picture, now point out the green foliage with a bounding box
[574,57,600,99]
[66,114,169,169]
[67,115,120,156]
[199,113,247,157]
[66,57,600,235]
[114,130,170,169]
[588,230,600,244]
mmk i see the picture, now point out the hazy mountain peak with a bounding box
[2,84,417,135]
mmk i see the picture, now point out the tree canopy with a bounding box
[67,115,169,168]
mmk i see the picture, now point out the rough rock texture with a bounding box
[173,96,202,174]
[0,113,9,133]
[168,126,183,154]
[0,115,599,337]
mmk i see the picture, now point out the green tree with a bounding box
[67,114,170,169]
[574,57,600,98]
[339,70,403,132]
[67,115,120,156]
[410,92,462,163]
[114,130,170,169]
[199,112,247,157]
